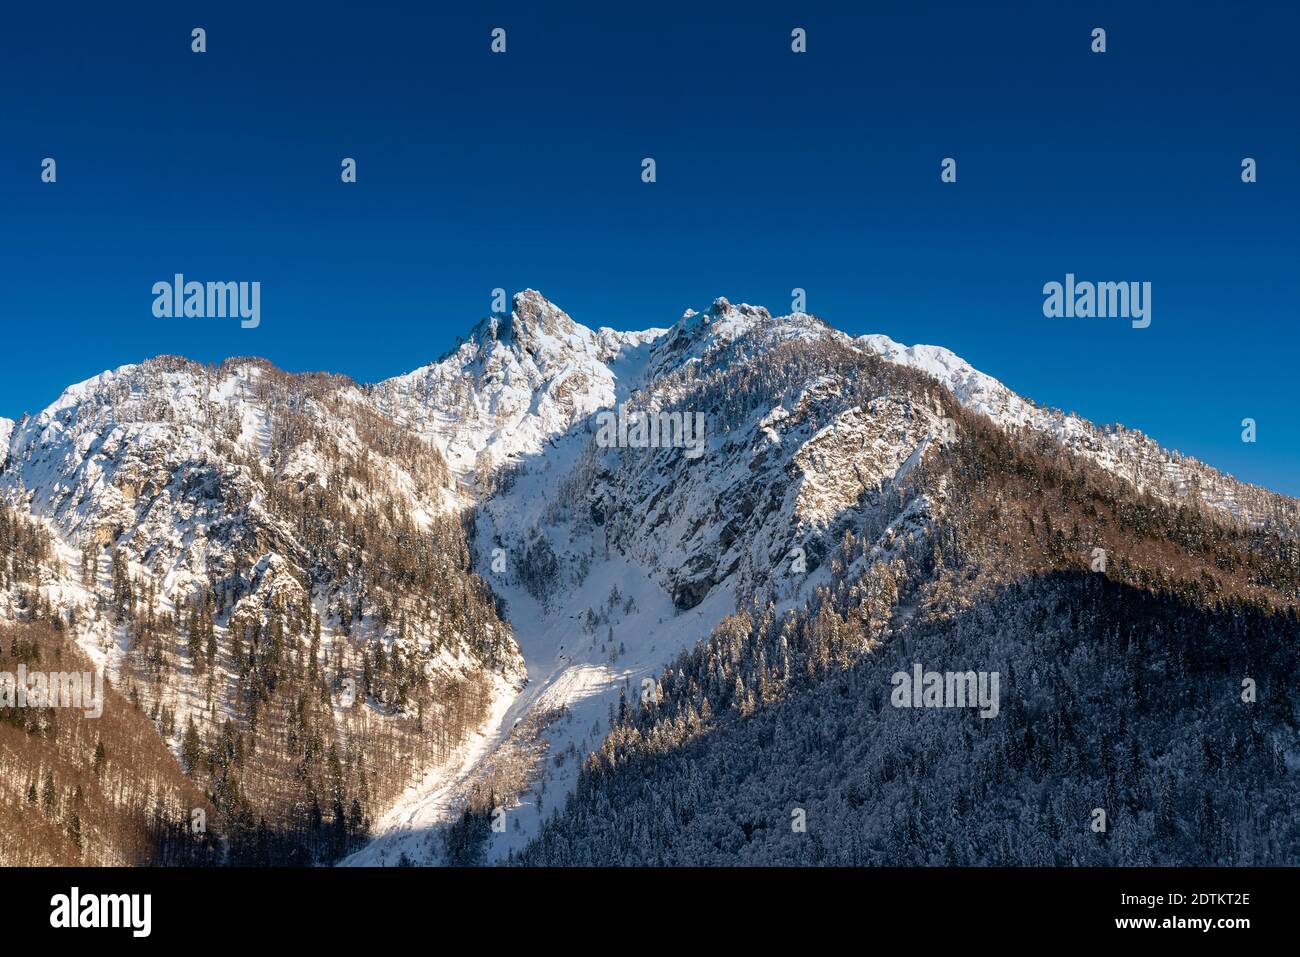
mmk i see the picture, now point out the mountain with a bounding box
[354,292,1300,866]
[2,291,1297,867]
[0,356,520,864]
[489,296,1300,867]
[369,290,664,482]
[858,334,1300,530]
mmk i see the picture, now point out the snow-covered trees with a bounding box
[521,574,1299,866]
[517,386,1300,866]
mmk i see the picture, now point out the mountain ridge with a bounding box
[3,290,1297,866]
[4,291,1293,527]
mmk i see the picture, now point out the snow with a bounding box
[345,293,945,864]
[340,672,520,866]
[0,417,12,468]
[343,541,735,865]
[3,287,1296,868]
[476,551,737,862]
[853,332,1286,525]
[0,355,519,774]
[371,289,666,479]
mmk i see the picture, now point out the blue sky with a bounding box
[2,2,1297,493]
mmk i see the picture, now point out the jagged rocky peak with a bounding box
[509,288,579,338]
[372,290,661,478]
[697,295,772,330]
[711,295,767,317]
[468,289,582,349]
[648,296,833,383]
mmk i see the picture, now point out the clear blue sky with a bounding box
[2,2,1297,494]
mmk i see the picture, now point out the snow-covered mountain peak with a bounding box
[457,289,585,356]
[646,299,834,385]
[372,288,1298,532]
[507,288,581,340]
[664,296,770,340]
[26,363,140,427]
[372,291,665,479]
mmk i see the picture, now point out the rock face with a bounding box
[7,291,1290,644]
[466,295,946,625]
